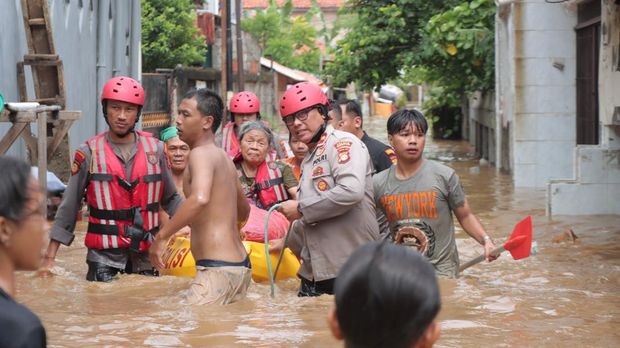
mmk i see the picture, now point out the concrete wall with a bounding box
[468,92,497,164]
[497,0,578,187]
[0,0,140,159]
[208,25,277,120]
[547,1,620,215]
[598,0,620,146]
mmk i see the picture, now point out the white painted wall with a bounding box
[599,0,620,148]
[546,0,620,216]
[509,0,577,187]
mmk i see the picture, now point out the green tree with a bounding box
[242,0,321,73]
[326,0,461,90]
[141,0,206,72]
[415,0,495,95]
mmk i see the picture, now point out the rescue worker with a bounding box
[215,91,291,159]
[336,99,397,174]
[41,76,183,282]
[273,82,380,296]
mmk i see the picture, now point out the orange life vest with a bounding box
[84,131,163,252]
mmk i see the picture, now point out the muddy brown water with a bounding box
[14,116,620,347]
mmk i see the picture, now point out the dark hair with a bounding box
[343,99,363,127]
[329,99,343,122]
[183,89,224,132]
[0,156,33,221]
[387,109,428,136]
[334,241,441,348]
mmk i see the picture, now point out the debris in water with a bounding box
[552,228,578,243]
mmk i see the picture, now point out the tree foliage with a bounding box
[242,0,321,74]
[141,0,206,72]
[328,0,494,91]
[326,0,461,90]
[414,0,495,95]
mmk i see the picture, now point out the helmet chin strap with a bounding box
[308,121,327,144]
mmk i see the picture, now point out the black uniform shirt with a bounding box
[360,131,397,174]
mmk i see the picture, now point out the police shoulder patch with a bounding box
[385,148,398,164]
[71,149,86,175]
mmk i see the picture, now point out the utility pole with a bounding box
[235,0,244,90]
[220,0,227,101]
[226,0,233,92]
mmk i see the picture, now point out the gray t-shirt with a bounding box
[373,160,465,277]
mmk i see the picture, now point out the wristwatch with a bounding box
[482,235,492,244]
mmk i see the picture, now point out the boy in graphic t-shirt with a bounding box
[373,109,498,277]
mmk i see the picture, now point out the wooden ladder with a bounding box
[16,0,76,166]
[17,0,65,107]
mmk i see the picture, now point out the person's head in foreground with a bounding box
[0,156,48,281]
[329,241,441,348]
[387,109,428,164]
[0,158,47,348]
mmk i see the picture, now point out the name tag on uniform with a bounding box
[312,154,327,166]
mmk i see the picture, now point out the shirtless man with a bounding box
[149,89,251,305]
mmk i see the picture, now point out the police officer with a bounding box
[41,76,183,282]
[275,82,380,296]
[336,99,397,174]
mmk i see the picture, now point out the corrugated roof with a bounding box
[244,0,344,9]
[260,57,324,86]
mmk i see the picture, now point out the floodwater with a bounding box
[15,116,620,347]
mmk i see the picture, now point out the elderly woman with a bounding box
[234,121,298,210]
[0,156,48,347]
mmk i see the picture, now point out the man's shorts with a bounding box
[186,257,252,305]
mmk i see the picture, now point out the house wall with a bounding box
[547,0,620,215]
[599,0,620,144]
[498,0,578,187]
[211,26,277,120]
[0,0,140,158]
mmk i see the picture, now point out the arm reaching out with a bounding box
[150,148,214,269]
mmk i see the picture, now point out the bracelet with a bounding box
[482,235,492,244]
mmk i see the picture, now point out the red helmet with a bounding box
[101,76,145,106]
[279,82,328,118]
[230,91,260,113]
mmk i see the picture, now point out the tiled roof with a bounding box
[243,0,344,9]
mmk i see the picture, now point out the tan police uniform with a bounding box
[288,125,380,282]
